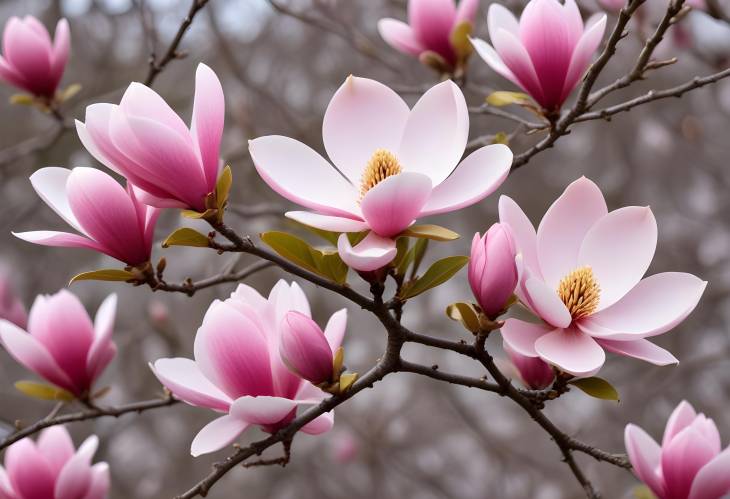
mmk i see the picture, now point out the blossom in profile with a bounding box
[470,0,606,112]
[14,167,159,267]
[0,290,117,398]
[75,63,224,212]
[468,223,518,318]
[249,76,512,272]
[280,311,340,385]
[0,426,109,499]
[625,401,730,499]
[0,16,70,99]
[151,280,347,456]
[499,177,706,377]
[503,343,554,390]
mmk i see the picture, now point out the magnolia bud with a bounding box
[504,344,555,390]
[279,311,334,385]
[468,224,518,318]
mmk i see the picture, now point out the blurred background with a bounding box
[0,0,729,497]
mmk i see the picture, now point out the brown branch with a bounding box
[149,260,274,296]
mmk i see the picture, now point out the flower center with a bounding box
[557,266,600,320]
[360,149,402,199]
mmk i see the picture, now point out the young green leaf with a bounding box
[15,381,74,402]
[215,165,233,211]
[69,269,136,285]
[570,377,620,401]
[446,302,482,334]
[486,91,532,107]
[162,227,211,248]
[261,231,348,284]
[399,256,469,299]
[401,224,460,241]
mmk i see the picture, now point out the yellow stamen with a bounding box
[360,149,402,199]
[557,266,600,320]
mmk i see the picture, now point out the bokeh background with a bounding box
[0,0,729,498]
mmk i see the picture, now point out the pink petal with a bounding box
[536,177,607,288]
[470,37,521,87]
[488,3,520,37]
[663,401,698,447]
[523,275,572,328]
[294,381,328,405]
[377,19,425,56]
[397,80,469,186]
[624,424,666,498]
[301,412,334,435]
[119,82,190,139]
[408,0,457,60]
[361,172,432,237]
[190,415,249,457]
[689,447,730,499]
[337,232,397,272]
[597,338,678,365]
[323,309,347,352]
[280,311,333,384]
[2,18,53,96]
[285,211,368,233]
[11,231,104,255]
[230,396,298,425]
[36,427,74,479]
[560,14,606,104]
[500,318,553,357]
[420,144,512,217]
[249,135,361,218]
[82,463,110,499]
[534,328,606,376]
[662,426,718,499]
[151,358,231,412]
[0,466,16,499]
[85,293,117,382]
[490,27,545,105]
[5,439,56,499]
[322,76,409,185]
[578,206,657,310]
[190,63,224,191]
[0,319,75,393]
[54,439,94,499]
[50,19,70,88]
[578,273,707,340]
[29,167,84,234]
[498,195,541,279]
[0,54,29,90]
[455,0,479,25]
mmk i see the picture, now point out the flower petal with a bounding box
[28,167,84,234]
[337,232,397,272]
[455,0,479,25]
[190,63,224,190]
[420,144,512,217]
[561,13,606,103]
[118,82,189,138]
[301,412,334,435]
[50,19,69,87]
[230,396,298,425]
[11,231,104,254]
[499,195,541,278]
[689,447,730,499]
[36,426,74,478]
[534,328,605,376]
[662,425,718,499]
[151,358,231,412]
[470,37,521,86]
[5,439,55,499]
[377,19,425,56]
[663,400,698,447]
[500,318,553,357]
[523,275,571,328]
[490,27,545,104]
[624,424,666,498]
[361,172,432,237]
[3,18,53,96]
[249,135,360,217]
[82,463,110,499]
[323,309,347,352]
[190,415,249,457]
[285,211,368,233]
[409,0,457,60]
[597,338,678,365]
[54,442,93,499]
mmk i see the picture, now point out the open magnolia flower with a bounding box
[151,280,346,456]
[14,167,159,267]
[75,63,224,212]
[499,177,706,377]
[249,76,512,272]
[0,290,117,398]
[470,0,606,112]
[0,426,109,499]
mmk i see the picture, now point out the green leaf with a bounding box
[181,208,217,220]
[399,255,469,299]
[391,237,410,273]
[449,20,473,62]
[492,132,510,145]
[410,238,429,277]
[486,91,532,107]
[570,377,620,401]
[346,231,368,247]
[633,485,657,499]
[446,302,482,334]
[299,224,340,246]
[401,224,460,241]
[215,165,233,210]
[15,381,74,402]
[318,249,349,285]
[69,269,135,285]
[9,94,35,106]
[162,227,210,248]
[338,373,358,393]
[261,231,348,284]
[58,83,82,102]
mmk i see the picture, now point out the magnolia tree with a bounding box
[0,0,728,498]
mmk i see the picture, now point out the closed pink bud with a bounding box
[625,401,730,499]
[468,223,518,317]
[1,426,109,499]
[280,311,335,385]
[0,290,117,398]
[0,269,27,329]
[504,344,554,390]
[0,16,70,99]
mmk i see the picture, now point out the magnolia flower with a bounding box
[625,401,730,499]
[378,0,479,69]
[0,290,117,398]
[469,223,518,318]
[14,167,159,267]
[499,177,706,377]
[249,76,512,272]
[0,16,70,99]
[0,426,109,499]
[280,311,338,385]
[470,0,607,112]
[0,269,27,329]
[503,343,554,390]
[151,280,346,456]
[75,63,224,211]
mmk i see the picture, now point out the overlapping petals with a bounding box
[151,280,346,456]
[75,63,224,211]
[470,0,606,111]
[0,290,117,398]
[249,76,512,272]
[14,167,159,266]
[0,16,70,98]
[499,177,706,376]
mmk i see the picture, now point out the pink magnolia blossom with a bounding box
[0,16,70,99]
[468,223,518,317]
[280,311,337,385]
[503,343,554,390]
[249,76,512,272]
[0,269,27,329]
[75,63,224,212]
[151,280,347,456]
[0,426,109,499]
[470,0,607,112]
[0,290,117,398]
[377,0,479,67]
[14,167,159,267]
[625,401,730,499]
[499,177,706,377]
